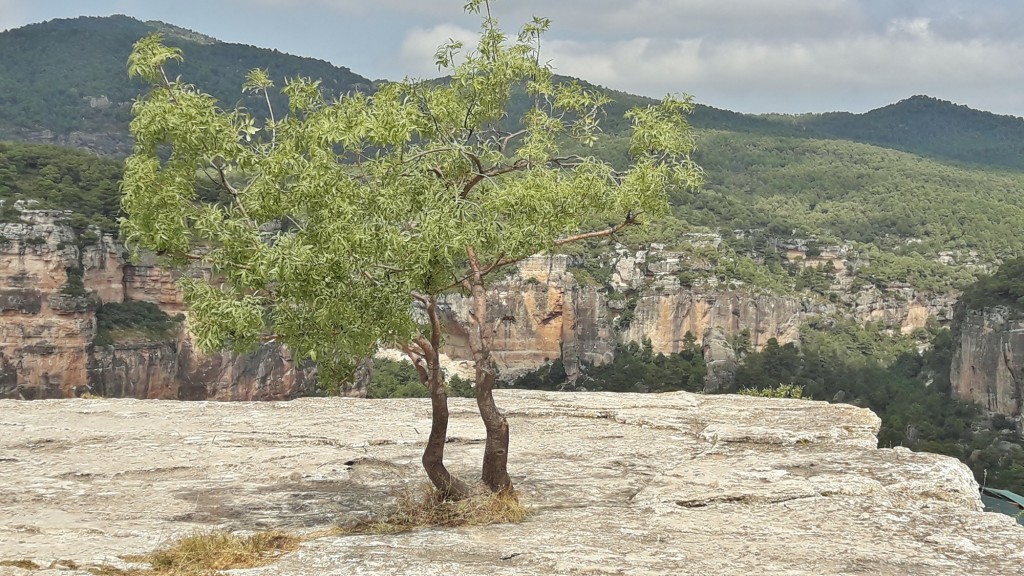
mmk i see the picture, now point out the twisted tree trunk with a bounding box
[407,296,471,501]
[467,270,513,493]
[422,383,471,500]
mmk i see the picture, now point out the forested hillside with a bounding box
[774,96,1024,172]
[0,141,122,233]
[4,16,1024,172]
[0,15,371,151]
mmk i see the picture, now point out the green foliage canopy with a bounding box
[120,11,701,386]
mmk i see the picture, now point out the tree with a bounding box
[121,0,702,499]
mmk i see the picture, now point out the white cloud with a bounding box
[398,23,479,78]
[888,17,932,38]
[536,16,1024,115]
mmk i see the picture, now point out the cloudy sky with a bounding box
[3,0,1024,116]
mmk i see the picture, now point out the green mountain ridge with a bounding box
[0,15,372,149]
[3,16,1024,172]
[2,15,1024,293]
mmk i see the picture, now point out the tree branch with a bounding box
[426,296,443,355]
[401,343,430,384]
[262,87,277,148]
[500,129,527,153]
[461,159,530,198]
[553,214,636,247]
[212,161,258,229]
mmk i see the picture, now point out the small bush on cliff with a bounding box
[121,0,700,499]
[738,384,805,399]
[94,300,183,345]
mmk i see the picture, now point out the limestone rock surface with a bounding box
[1,391,1021,575]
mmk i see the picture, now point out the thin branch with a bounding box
[500,129,528,154]
[553,214,636,247]
[480,252,507,277]
[461,159,530,198]
[464,150,483,175]
[262,87,277,149]
[548,155,586,169]
[401,343,430,384]
[213,161,256,228]
[403,146,459,166]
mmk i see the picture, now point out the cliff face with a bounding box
[3,212,956,398]
[0,211,96,399]
[442,279,816,386]
[0,210,316,401]
[88,340,315,400]
[951,306,1024,418]
[441,250,949,389]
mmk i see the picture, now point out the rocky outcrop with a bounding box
[0,211,97,399]
[441,255,824,386]
[951,305,1024,419]
[1,392,1021,575]
[440,248,947,389]
[441,255,616,381]
[0,210,316,401]
[0,126,133,157]
[2,211,957,398]
[841,282,957,334]
[440,253,815,387]
[88,340,316,400]
[701,327,738,393]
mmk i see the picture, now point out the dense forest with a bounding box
[959,257,1024,312]
[0,16,371,140]
[0,141,122,233]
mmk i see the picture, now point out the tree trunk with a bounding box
[406,297,471,501]
[467,276,514,493]
[422,384,472,500]
[475,357,513,492]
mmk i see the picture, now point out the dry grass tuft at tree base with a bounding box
[335,483,529,535]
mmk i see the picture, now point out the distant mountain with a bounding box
[768,96,1024,171]
[2,16,1024,171]
[0,15,373,155]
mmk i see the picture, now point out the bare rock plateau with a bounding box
[1,392,1022,575]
